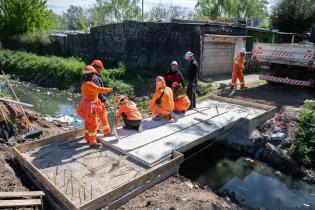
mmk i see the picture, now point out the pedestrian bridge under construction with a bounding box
[13,96,275,210]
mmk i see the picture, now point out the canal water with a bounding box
[2,78,315,210]
[179,142,315,210]
[0,78,117,128]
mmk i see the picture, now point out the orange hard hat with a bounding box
[117,95,127,104]
[83,65,97,74]
[172,82,179,88]
[91,60,104,69]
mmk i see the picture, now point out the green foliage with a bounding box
[270,0,315,33]
[0,0,55,42]
[17,31,52,45]
[195,0,268,20]
[0,49,84,89]
[290,100,315,168]
[91,0,141,26]
[62,5,86,30]
[79,17,88,33]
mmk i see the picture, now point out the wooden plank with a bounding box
[0,97,34,107]
[13,148,79,210]
[80,153,184,210]
[0,199,41,207]
[0,191,44,198]
[15,129,84,153]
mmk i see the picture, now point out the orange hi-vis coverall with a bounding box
[76,82,112,145]
[174,92,191,111]
[230,54,245,89]
[116,101,142,122]
[148,82,174,119]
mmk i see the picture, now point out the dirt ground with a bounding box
[0,102,64,209]
[119,176,244,210]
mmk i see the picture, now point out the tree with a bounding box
[62,5,86,30]
[145,4,191,22]
[270,0,315,33]
[91,0,141,26]
[0,0,55,41]
[195,0,268,20]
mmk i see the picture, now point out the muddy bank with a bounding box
[119,176,245,210]
[0,101,64,209]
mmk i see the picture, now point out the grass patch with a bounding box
[290,100,315,168]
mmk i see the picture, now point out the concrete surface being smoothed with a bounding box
[22,138,147,206]
[101,99,265,167]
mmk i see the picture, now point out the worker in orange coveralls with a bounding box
[230,48,246,90]
[76,65,117,149]
[91,60,111,136]
[115,95,143,132]
[172,82,191,114]
[148,76,175,121]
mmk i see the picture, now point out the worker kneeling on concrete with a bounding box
[172,82,191,114]
[91,60,111,136]
[148,76,175,121]
[76,65,117,149]
[230,48,246,90]
[115,95,143,132]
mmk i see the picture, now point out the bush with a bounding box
[0,49,133,94]
[290,100,315,168]
[0,49,84,89]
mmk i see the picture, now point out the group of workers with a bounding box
[76,49,246,148]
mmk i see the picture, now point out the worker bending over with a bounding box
[76,65,117,149]
[164,61,185,88]
[91,60,111,136]
[230,48,246,90]
[172,82,190,114]
[115,95,143,132]
[148,76,175,121]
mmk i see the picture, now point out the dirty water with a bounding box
[180,143,315,210]
[0,78,115,128]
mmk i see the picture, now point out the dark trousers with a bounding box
[187,83,196,109]
[122,114,141,130]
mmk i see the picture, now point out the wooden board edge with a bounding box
[15,129,84,153]
[13,148,79,210]
[201,95,276,111]
[79,154,184,210]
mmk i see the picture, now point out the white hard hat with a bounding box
[171,61,178,66]
[240,48,246,53]
[185,51,194,59]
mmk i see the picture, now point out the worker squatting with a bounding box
[76,50,246,148]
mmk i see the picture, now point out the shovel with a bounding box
[2,70,43,139]
[112,92,120,141]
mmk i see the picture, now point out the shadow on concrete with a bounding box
[219,83,315,108]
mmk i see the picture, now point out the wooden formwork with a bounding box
[14,130,184,210]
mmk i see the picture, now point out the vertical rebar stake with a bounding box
[83,182,86,200]
[71,173,74,199]
[79,189,82,205]
[90,185,93,200]
[65,179,69,194]
[215,105,219,115]
[63,169,66,186]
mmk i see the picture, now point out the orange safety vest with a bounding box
[233,55,245,72]
[149,86,174,111]
[116,101,142,121]
[174,94,190,111]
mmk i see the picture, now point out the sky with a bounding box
[47,0,277,15]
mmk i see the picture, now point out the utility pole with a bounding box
[142,0,144,21]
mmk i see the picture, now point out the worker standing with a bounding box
[164,61,185,88]
[91,60,111,136]
[184,51,199,109]
[76,65,117,149]
[172,82,190,114]
[115,95,143,132]
[230,48,246,90]
[148,76,175,121]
